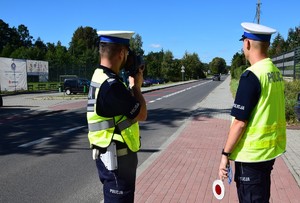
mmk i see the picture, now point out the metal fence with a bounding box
[48,65,96,82]
[272,46,300,80]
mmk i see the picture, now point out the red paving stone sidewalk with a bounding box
[49,100,87,111]
[135,116,300,203]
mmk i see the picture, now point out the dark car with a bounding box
[63,78,90,95]
[142,79,152,87]
[212,74,221,81]
[147,78,165,85]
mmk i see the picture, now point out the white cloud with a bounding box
[150,44,161,48]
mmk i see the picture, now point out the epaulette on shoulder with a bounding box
[106,78,117,86]
[241,70,251,77]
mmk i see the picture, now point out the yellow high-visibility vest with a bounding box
[230,58,286,162]
[87,68,140,152]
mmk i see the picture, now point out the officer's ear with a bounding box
[245,39,251,50]
[120,47,128,60]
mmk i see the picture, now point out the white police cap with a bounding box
[97,31,134,45]
[240,22,276,42]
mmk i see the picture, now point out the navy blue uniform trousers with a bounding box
[234,159,275,203]
[96,150,138,203]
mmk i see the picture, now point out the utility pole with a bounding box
[256,0,261,24]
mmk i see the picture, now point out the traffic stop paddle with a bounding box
[212,164,232,200]
[212,179,225,200]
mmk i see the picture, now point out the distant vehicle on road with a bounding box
[212,74,221,81]
[63,78,90,95]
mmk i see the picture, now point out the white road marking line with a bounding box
[18,126,86,148]
[18,137,52,148]
[148,81,211,104]
[60,126,86,134]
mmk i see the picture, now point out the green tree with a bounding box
[17,24,33,48]
[269,33,287,57]
[46,41,72,81]
[29,37,47,60]
[9,32,39,60]
[0,19,11,54]
[10,37,46,60]
[0,20,34,57]
[181,52,205,80]
[144,50,164,78]
[169,59,182,82]
[161,50,174,79]
[231,52,245,68]
[230,52,247,79]
[202,63,209,74]
[0,21,23,57]
[10,46,30,59]
[130,33,144,56]
[209,57,226,74]
[286,26,300,51]
[69,26,99,78]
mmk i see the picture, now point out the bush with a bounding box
[231,65,248,80]
[230,78,239,98]
[284,79,300,123]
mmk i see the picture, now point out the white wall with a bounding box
[0,57,27,92]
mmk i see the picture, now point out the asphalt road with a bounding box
[0,79,222,203]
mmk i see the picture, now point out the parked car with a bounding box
[142,79,152,87]
[63,78,90,95]
[212,74,221,81]
[147,78,165,85]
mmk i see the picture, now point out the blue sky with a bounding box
[1,0,300,65]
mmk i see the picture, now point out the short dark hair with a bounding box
[99,42,128,59]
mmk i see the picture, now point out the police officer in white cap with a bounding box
[219,22,286,202]
[87,31,147,202]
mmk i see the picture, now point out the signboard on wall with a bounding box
[0,57,27,92]
[26,60,49,82]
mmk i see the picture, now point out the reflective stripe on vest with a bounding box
[88,118,135,132]
[87,81,101,112]
[87,68,140,152]
[88,119,114,131]
[90,81,101,88]
[87,99,96,112]
[230,58,286,162]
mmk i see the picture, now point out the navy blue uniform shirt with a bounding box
[96,66,141,120]
[231,70,261,121]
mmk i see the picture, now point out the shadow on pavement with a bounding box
[0,110,89,156]
[193,107,232,119]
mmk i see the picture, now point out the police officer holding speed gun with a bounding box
[87,30,147,202]
[218,22,286,202]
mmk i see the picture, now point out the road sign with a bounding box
[181,65,185,73]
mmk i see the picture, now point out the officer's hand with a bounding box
[129,66,144,88]
[218,155,229,180]
[135,69,144,88]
